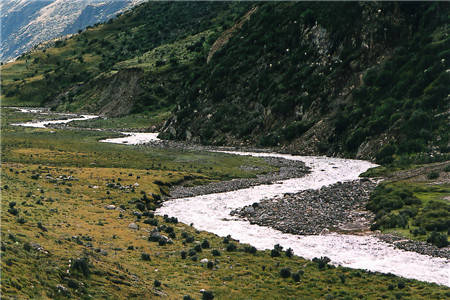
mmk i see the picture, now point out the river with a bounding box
[10,108,449,286]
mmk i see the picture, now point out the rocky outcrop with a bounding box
[52,68,144,117]
[207,6,258,63]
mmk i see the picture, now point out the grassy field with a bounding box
[2,108,450,298]
[362,162,449,246]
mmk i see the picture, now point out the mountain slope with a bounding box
[160,2,449,161]
[0,0,144,62]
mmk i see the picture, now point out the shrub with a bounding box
[141,253,151,261]
[292,272,301,282]
[274,244,283,251]
[286,248,294,258]
[201,239,210,249]
[397,280,406,289]
[207,261,214,269]
[181,250,187,259]
[427,171,440,179]
[427,231,449,248]
[67,279,79,289]
[23,243,31,251]
[211,249,221,256]
[280,268,291,278]
[244,246,257,254]
[188,249,197,257]
[388,283,395,291]
[202,291,214,300]
[194,244,202,252]
[313,257,331,269]
[154,279,161,287]
[226,243,237,252]
[183,296,194,300]
[443,165,450,172]
[8,208,19,216]
[72,257,90,276]
[223,235,231,244]
[270,249,281,258]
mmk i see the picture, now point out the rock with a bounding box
[104,205,116,210]
[56,284,70,295]
[159,235,173,244]
[128,223,139,230]
[200,258,209,263]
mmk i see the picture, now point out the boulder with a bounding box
[128,223,139,230]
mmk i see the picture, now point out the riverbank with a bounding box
[167,156,310,199]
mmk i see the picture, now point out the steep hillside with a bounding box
[1,1,251,118]
[0,0,144,62]
[160,2,449,161]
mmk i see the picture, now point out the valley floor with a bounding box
[1,108,449,299]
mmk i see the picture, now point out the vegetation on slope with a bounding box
[1,1,251,114]
[161,2,449,161]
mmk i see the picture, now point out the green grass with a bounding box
[69,111,172,130]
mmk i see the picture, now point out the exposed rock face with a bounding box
[52,68,144,117]
[234,180,377,235]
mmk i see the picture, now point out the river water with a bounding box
[10,108,449,286]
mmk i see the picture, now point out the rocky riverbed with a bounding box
[376,234,450,259]
[167,156,310,199]
[233,180,377,235]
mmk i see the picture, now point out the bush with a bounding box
[292,272,301,282]
[223,235,231,244]
[397,280,406,289]
[270,249,281,258]
[244,246,257,254]
[194,244,202,252]
[141,253,151,261]
[154,279,161,287]
[280,267,291,278]
[313,257,331,269]
[427,171,440,179]
[201,239,210,249]
[67,279,79,289]
[211,249,221,256]
[202,291,214,300]
[183,296,194,300]
[181,250,187,259]
[427,231,449,248]
[443,165,450,172]
[226,243,237,252]
[207,261,214,269]
[72,257,90,276]
[286,248,294,258]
